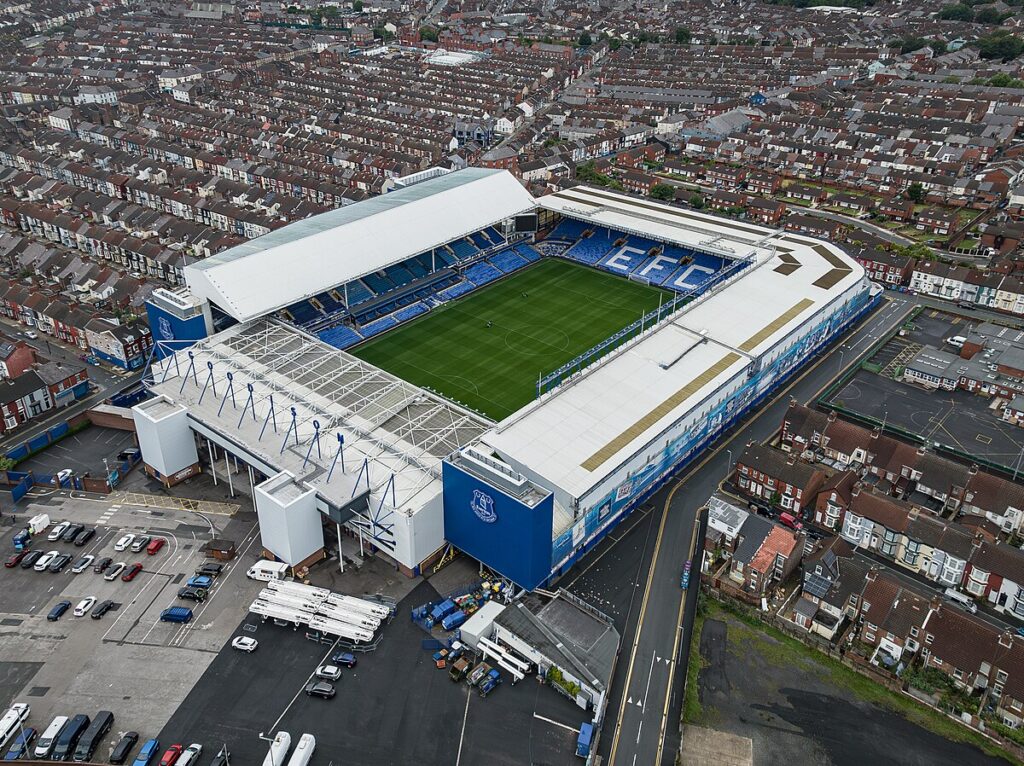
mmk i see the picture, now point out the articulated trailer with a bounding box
[265,579,331,602]
[324,592,392,619]
[258,589,323,613]
[307,615,374,643]
[249,600,311,627]
[315,602,380,631]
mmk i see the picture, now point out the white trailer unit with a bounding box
[265,579,330,602]
[249,600,310,626]
[324,592,392,619]
[314,602,380,631]
[258,590,322,613]
[261,731,291,766]
[307,615,374,643]
[28,514,50,535]
[285,734,315,766]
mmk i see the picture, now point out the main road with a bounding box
[563,293,917,766]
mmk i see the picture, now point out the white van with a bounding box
[247,560,288,582]
[35,715,68,758]
[0,703,30,751]
[946,335,967,349]
[943,587,978,614]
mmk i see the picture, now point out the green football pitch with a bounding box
[351,259,670,420]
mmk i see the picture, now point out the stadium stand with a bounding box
[406,257,429,279]
[318,325,363,349]
[286,299,321,326]
[465,262,502,287]
[598,243,650,275]
[489,250,529,274]
[361,315,398,338]
[470,232,491,250]
[437,249,458,268]
[316,291,343,314]
[549,219,589,240]
[386,263,415,286]
[450,239,478,260]
[514,243,542,262]
[394,302,429,323]
[363,271,395,294]
[485,227,506,247]
[564,228,617,265]
[343,279,375,306]
[439,281,475,301]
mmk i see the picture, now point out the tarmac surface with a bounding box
[14,425,136,479]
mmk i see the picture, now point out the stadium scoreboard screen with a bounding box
[514,213,538,233]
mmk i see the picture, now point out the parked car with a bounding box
[55,468,73,484]
[330,651,358,668]
[3,726,36,760]
[33,551,59,571]
[230,636,258,652]
[122,563,143,582]
[47,553,72,573]
[158,744,183,766]
[206,746,229,766]
[105,562,127,581]
[46,521,70,541]
[4,551,26,568]
[46,600,72,621]
[114,534,135,552]
[24,330,37,340]
[315,664,342,681]
[176,743,203,766]
[73,597,96,617]
[118,448,141,462]
[19,550,43,569]
[91,600,115,619]
[195,563,223,577]
[71,554,94,573]
[60,523,84,543]
[73,527,96,546]
[131,738,160,766]
[186,575,213,590]
[146,538,166,555]
[93,556,112,573]
[130,536,151,553]
[304,680,336,699]
[109,731,139,765]
[177,587,207,602]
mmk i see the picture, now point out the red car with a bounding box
[146,537,166,555]
[159,745,183,766]
[4,551,26,568]
[121,562,143,582]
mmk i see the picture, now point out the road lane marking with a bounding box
[533,713,577,733]
[455,685,472,766]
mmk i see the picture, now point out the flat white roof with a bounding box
[185,168,536,322]
[484,186,866,500]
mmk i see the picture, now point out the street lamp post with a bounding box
[258,732,279,766]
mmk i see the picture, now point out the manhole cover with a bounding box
[26,686,48,697]
[0,618,22,626]
[183,544,193,551]
[172,573,184,584]
[150,511,165,517]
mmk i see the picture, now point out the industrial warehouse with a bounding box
[134,167,877,592]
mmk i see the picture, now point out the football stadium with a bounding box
[137,167,878,591]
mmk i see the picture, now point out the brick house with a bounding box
[727,513,804,597]
[734,443,827,515]
[852,247,915,287]
[917,208,958,236]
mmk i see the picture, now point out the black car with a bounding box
[47,600,72,621]
[109,731,138,765]
[48,553,73,573]
[207,746,230,766]
[73,527,96,546]
[91,600,115,619]
[20,550,43,569]
[117,448,141,462]
[195,563,223,577]
[93,556,112,573]
[61,523,85,543]
[177,586,208,602]
[303,680,336,699]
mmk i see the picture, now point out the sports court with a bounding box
[352,259,669,420]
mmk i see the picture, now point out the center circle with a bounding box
[504,325,571,356]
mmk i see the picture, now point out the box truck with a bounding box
[247,560,288,582]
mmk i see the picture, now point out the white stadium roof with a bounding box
[483,185,867,501]
[184,168,536,322]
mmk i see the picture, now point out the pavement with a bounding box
[554,293,917,766]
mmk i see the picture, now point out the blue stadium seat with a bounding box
[464,262,502,287]
[316,292,342,314]
[361,315,398,338]
[450,239,477,260]
[363,272,395,294]
[318,325,363,349]
[599,243,650,276]
[436,250,457,268]
[514,244,542,263]
[439,280,475,301]
[386,263,415,286]
[469,232,490,250]
[286,300,321,325]
[405,258,429,279]
[550,219,589,240]
[489,250,528,274]
[565,229,617,265]
[485,227,506,247]
[341,279,375,305]
[394,302,428,323]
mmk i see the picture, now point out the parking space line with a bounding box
[455,687,472,766]
[533,713,577,733]
[267,637,339,733]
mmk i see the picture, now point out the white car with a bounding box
[33,551,59,571]
[177,743,203,766]
[315,664,342,681]
[47,522,70,542]
[73,597,96,617]
[24,330,37,340]
[71,555,95,574]
[231,636,258,652]
[113,534,135,552]
[104,562,126,581]
[55,469,73,483]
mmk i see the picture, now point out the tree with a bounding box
[420,26,439,42]
[689,193,705,209]
[905,182,925,203]
[609,37,622,51]
[976,30,1024,61]
[937,3,974,20]
[674,27,692,44]
[352,0,363,10]
[893,242,938,262]
[578,31,592,46]
[974,5,1008,23]
[649,184,675,201]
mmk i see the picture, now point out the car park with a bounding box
[207,747,229,766]
[91,600,115,619]
[50,713,89,761]
[93,556,112,574]
[315,664,342,681]
[47,600,71,621]
[186,575,213,589]
[158,744,183,765]
[48,553,72,573]
[122,563,143,582]
[71,555,94,573]
[131,738,160,766]
[130,536,152,553]
[19,550,43,569]
[109,731,139,765]
[330,651,358,668]
[73,527,96,546]
[73,710,113,762]
[73,597,96,617]
[114,534,135,552]
[176,743,202,766]
[230,636,258,652]
[146,538,166,555]
[3,726,36,760]
[34,716,68,759]
[105,562,126,581]
[47,522,70,542]
[4,551,25,568]
[304,680,336,699]
[60,523,85,543]
[33,551,59,571]
[177,587,207,602]
[195,563,222,577]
